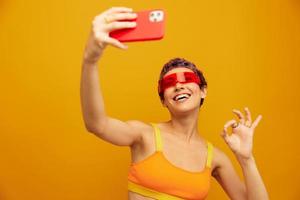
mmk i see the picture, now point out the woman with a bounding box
[80,7,269,200]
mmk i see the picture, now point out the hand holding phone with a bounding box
[85,7,165,62]
[109,9,166,42]
[85,6,138,61]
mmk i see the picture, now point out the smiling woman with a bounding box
[80,6,269,200]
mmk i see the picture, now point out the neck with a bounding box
[167,108,201,143]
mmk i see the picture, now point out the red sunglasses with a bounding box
[158,71,201,94]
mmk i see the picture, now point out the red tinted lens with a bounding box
[164,75,177,88]
[159,73,177,93]
[158,72,201,94]
[182,72,200,84]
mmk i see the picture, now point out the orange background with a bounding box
[0,0,299,199]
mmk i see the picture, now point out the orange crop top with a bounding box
[128,123,214,200]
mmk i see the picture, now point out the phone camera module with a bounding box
[149,10,164,22]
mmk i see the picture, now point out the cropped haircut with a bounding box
[158,58,207,107]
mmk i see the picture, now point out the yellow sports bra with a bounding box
[128,123,214,200]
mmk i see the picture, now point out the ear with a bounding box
[200,87,207,99]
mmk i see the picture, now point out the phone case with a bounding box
[109,9,165,42]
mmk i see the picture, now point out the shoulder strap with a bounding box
[150,123,163,152]
[206,141,213,168]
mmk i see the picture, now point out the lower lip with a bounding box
[174,96,190,103]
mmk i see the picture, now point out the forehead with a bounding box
[164,67,194,77]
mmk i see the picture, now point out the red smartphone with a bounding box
[109,9,165,42]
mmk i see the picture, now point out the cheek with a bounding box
[186,83,200,93]
[188,84,202,100]
[163,88,173,100]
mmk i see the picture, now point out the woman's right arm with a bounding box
[80,7,146,147]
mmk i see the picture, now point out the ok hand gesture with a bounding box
[221,107,262,160]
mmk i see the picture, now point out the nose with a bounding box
[174,82,184,91]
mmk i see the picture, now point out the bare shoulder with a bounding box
[126,120,154,145]
[211,145,232,174]
[126,120,153,132]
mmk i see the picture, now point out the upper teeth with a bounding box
[174,94,190,101]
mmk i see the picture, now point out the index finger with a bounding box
[105,7,133,15]
[223,119,238,131]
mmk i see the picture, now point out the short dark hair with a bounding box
[158,57,207,106]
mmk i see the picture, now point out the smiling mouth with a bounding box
[173,93,191,102]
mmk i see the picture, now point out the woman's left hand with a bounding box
[221,107,262,160]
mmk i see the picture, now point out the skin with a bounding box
[156,67,208,145]
[80,7,269,200]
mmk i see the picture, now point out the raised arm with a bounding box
[80,7,146,147]
[215,107,269,200]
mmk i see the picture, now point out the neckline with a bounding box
[131,123,211,174]
[157,151,210,174]
[131,151,210,174]
[154,123,210,173]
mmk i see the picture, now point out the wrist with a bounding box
[236,154,256,167]
[83,40,106,65]
[82,56,99,66]
[83,49,103,65]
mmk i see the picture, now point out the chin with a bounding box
[168,100,200,114]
